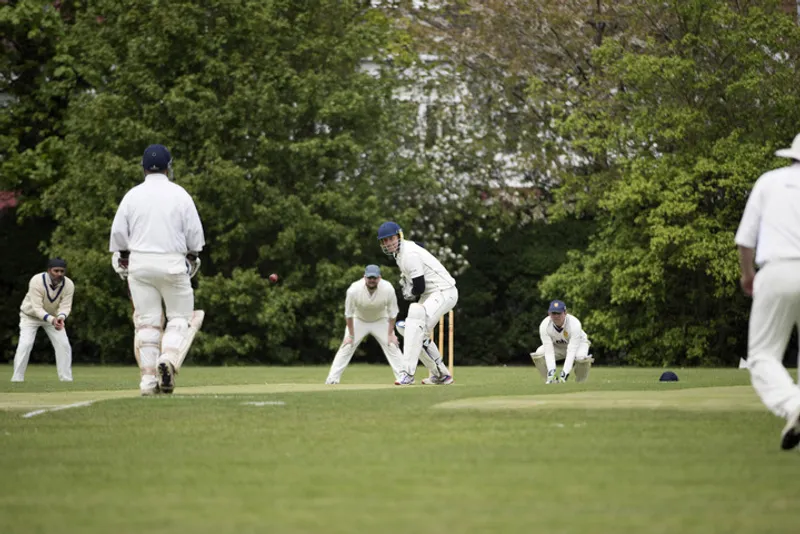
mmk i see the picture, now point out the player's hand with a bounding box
[740,273,754,297]
[388,333,399,347]
[53,318,65,330]
[343,334,354,346]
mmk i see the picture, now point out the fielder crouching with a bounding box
[530,300,594,384]
[109,144,206,396]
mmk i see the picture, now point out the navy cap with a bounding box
[364,265,381,278]
[659,371,679,382]
[548,300,566,313]
[142,144,172,172]
[47,257,67,269]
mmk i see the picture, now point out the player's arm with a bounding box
[539,319,555,360]
[109,197,130,253]
[343,289,356,342]
[20,277,54,324]
[56,280,74,322]
[564,316,583,359]
[184,195,206,253]
[734,181,762,296]
[404,253,426,296]
[386,282,400,341]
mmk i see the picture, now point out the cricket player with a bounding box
[109,144,205,396]
[11,258,74,382]
[530,300,593,384]
[377,221,455,385]
[735,132,800,451]
[325,265,405,384]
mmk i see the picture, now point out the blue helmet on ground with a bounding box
[142,144,173,175]
[377,221,404,256]
[659,371,679,382]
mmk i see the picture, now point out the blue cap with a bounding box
[659,371,679,382]
[548,300,566,313]
[364,265,381,278]
[142,144,172,172]
[377,221,402,240]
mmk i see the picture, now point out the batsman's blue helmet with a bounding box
[377,221,403,240]
[377,221,403,256]
[142,144,172,173]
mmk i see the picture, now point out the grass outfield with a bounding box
[0,365,797,534]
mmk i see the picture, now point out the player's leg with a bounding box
[326,322,366,384]
[158,273,195,394]
[370,319,404,383]
[42,322,73,382]
[746,262,800,449]
[128,275,164,395]
[573,342,594,383]
[529,346,548,380]
[11,318,39,382]
[418,288,457,384]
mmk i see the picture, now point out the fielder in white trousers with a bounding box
[325,265,404,384]
[12,316,72,382]
[735,137,800,450]
[12,260,75,382]
[327,319,405,384]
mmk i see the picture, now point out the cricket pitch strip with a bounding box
[0,383,394,413]
[433,386,763,412]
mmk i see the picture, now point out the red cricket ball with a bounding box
[269,273,279,284]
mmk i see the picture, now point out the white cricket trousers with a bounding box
[128,252,194,389]
[12,314,72,382]
[747,260,800,419]
[407,287,458,377]
[327,318,404,383]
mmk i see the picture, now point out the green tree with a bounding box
[27,0,428,364]
[541,0,800,365]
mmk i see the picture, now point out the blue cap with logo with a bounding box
[142,144,172,172]
[548,300,566,313]
[364,265,381,278]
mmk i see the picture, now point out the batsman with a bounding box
[377,221,455,385]
[109,144,206,396]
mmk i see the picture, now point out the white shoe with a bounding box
[421,374,454,385]
[559,371,569,383]
[781,407,800,451]
[545,370,558,384]
[11,377,24,383]
[394,372,415,386]
[157,357,175,394]
[325,378,339,385]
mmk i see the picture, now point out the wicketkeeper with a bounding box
[530,300,593,384]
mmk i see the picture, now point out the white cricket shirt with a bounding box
[539,314,589,352]
[735,164,800,266]
[344,279,399,322]
[109,174,205,254]
[395,240,456,294]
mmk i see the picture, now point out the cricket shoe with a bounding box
[545,370,559,384]
[780,407,800,451]
[421,374,454,385]
[325,378,339,385]
[394,372,415,386]
[559,371,569,383]
[157,357,175,394]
